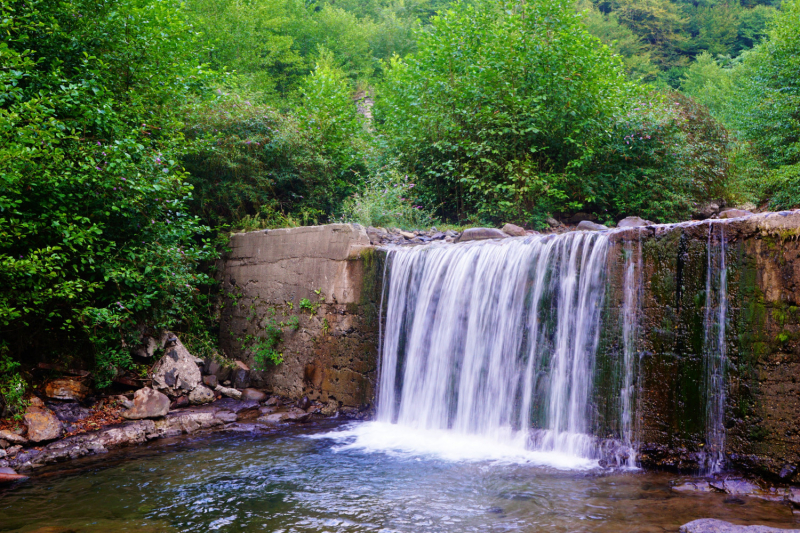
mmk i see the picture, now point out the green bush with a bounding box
[587,91,730,222]
[0,0,218,382]
[377,0,635,226]
[342,168,436,229]
[0,346,28,420]
[765,163,800,210]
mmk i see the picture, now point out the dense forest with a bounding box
[1,0,799,414]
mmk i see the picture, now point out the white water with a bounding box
[703,222,728,473]
[620,230,643,468]
[371,233,611,467]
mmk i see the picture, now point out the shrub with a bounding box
[342,168,436,229]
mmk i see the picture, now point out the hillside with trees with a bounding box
[1,0,798,414]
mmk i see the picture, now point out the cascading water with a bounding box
[376,232,612,464]
[703,222,728,474]
[620,229,643,468]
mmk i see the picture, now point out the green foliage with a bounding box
[586,91,730,222]
[251,319,284,369]
[378,0,635,226]
[0,0,218,382]
[0,346,28,420]
[764,163,800,210]
[183,55,367,230]
[342,168,436,229]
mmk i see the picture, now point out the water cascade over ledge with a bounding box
[369,224,738,470]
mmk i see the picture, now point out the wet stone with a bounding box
[121,387,170,420]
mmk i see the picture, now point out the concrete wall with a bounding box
[218,224,384,412]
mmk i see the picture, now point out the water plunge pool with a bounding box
[1,421,796,532]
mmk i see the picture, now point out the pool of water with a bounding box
[1,420,797,533]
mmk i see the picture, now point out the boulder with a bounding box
[693,202,721,220]
[617,216,654,229]
[47,402,91,423]
[233,368,251,389]
[202,375,218,388]
[121,387,170,420]
[257,407,311,425]
[397,230,415,239]
[188,385,215,405]
[0,430,28,446]
[241,388,267,402]
[151,334,202,397]
[680,519,800,532]
[546,217,563,228]
[215,384,242,400]
[0,467,27,484]
[456,227,509,243]
[501,223,527,237]
[577,220,608,232]
[718,208,753,219]
[568,212,597,224]
[43,377,90,401]
[132,332,165,359]
[24,397,64,443]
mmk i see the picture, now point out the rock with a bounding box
[546,217,562,228]
[257,407,311,425]
[188,385,215,405]
[693,202,721,220]
[617,216,654,228]
[24,397,64,442]
[397,230,415,239]
[234,360,250,371]
[444,230,457,237]
[151,334,202,397]
[0,430,28,445]
[202,375,218,388]
[241,388,267,402]
[44,377,90,401]
[717,478,761,495]
[215,384,242,400]
[568,212,597,224]
[501,223,527,237]
[297,396,311,410]
[233,368,250,389]
[456,227,509,243]
[431,232,446,240]
[718,208,753,219]
[679,519,800,532]
[47,402,91,423]
[121,387,170,420]
[577,220,608,232]
[132,333,162,359]
[172,396,189,408]
[265,396,279,406]
[0,467,27,484]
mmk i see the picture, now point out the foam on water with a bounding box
[311,421,598,470]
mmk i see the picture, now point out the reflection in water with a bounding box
[0,422,796,533]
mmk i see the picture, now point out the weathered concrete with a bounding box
[599,211,800,479]
[219,224,382,411]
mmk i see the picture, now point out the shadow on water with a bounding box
[1,420,798,533]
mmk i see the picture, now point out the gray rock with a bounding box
[444,230,457,237]
[680,519,800,532]
[694,202,721,220]
[188,385,215,405]
[617,216,654,228]
[0,430,28,445]
[718,208,753,219]
[132,333,162,359]
[23,397,64,442]
[151,334,202,397]
[431,232,446,240]
[257,407,311,425]
[501,223,527,237]
[546,217,563,228]
[121,387,170,420]
[215,384,242,400]
[577,220,608,232]
[202,374,218,388]
[456,227,509,242]
[241,388,267,402]
[568,212,597,224]
[398,230,415,239]
[233,368,250,389]
[47,402,91,423]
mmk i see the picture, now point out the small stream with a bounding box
[1,421,797,533]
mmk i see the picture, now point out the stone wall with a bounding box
[599,211,800,480]
[218,224,384,411]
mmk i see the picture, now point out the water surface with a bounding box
[1,421,797,533]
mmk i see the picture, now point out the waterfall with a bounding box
[620,229,643,467]
[377,232,612,462]
[703,222,728,474]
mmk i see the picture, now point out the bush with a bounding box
[342,168,436,229]
[587,91,730,222]
[0,0,218,383]
[764,163,800,210]
[377,0,634,227]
